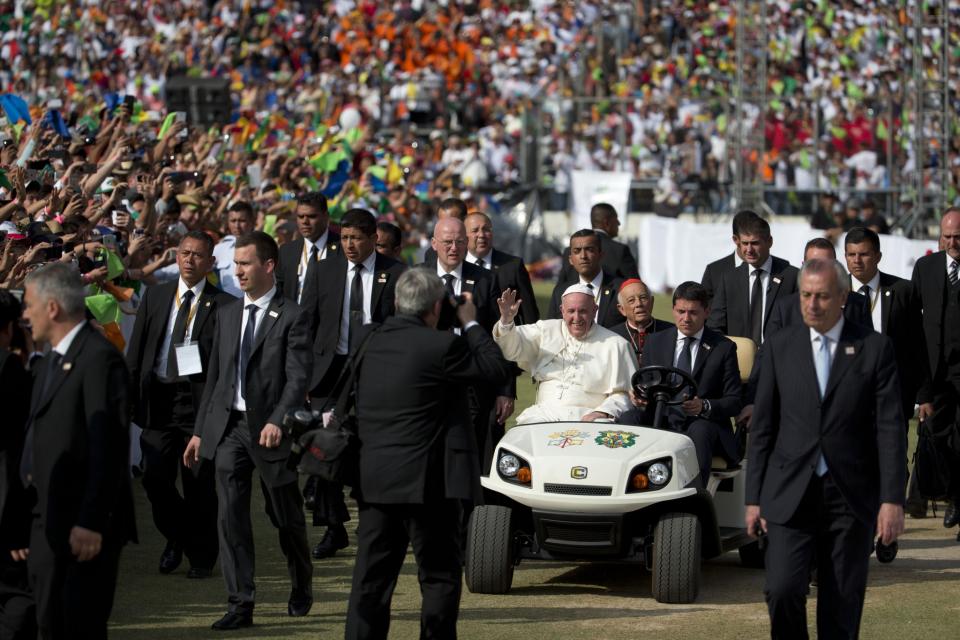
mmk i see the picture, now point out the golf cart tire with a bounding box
[465,505,514,594]
[738,541,766,569]
[651,512,702,604]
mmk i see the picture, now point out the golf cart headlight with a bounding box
[498,454,520,477]
[648,462,670,486]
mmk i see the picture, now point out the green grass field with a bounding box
[109,281,960,639]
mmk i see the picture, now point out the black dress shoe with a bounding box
[288,591,313,617]
[187,567,213,579]
[906,500,928,519]
[211,612,253,630]
[943,502,959,528]
[158,543,183,575]
[311,526,348,559]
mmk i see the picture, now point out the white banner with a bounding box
[635,215,938,291]
[570,170,633,231]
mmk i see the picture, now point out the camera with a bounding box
[447,293,467,307]
[282,409,323,471]
[874,538,898,564]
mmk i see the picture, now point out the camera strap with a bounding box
[324,324,382,421]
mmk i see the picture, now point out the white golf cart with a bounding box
[465,337,762,604]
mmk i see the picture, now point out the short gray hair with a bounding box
[799,259,850,296]
[25,262,86,317]
[395,267,445,317]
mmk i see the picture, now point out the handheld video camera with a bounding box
[282,408,323,471]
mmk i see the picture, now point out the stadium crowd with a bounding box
[1,1,960,639]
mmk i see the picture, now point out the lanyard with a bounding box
[297,240,324,278]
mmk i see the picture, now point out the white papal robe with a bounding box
[493,319,636,424]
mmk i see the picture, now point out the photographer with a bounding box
[344,267,510,640]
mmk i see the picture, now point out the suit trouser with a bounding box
[308,357,351,529]
[764,473,873,640]
[680,418,735,490]
[26,517,122,640]
[925,375,960,502]
[345,499,463,640]
[214,416,312,614]
[141,378,218,569]
[0,556,35,640]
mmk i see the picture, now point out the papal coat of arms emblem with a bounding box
[594,430,639,449]
[547,429,590,448]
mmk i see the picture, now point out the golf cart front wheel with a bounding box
[465,505,515,594]
[651,512,702,604]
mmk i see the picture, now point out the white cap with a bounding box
[562,283,595,299]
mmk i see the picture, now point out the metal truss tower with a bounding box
[906,0,951,237]
[732,0,767,212]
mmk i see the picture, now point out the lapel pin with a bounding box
[845,346,855,355]
[884,291,891,297]
[378,272,388,282]
[62,362,72,371]
[466,279,475,285]
[330,244,338,251]
[604,289,610,295]
[773,277,782,284]
[703,343,712,350]
[269,310,279,318]
[205,301,211,307]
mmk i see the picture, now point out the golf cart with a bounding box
[465,337,762,604]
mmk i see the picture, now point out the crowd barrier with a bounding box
[634,215,939,292]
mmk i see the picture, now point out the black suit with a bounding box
[485,249,540,325]
[707,256,799,342]
[300,252,406,532]
[620,327,743,487]
[275,233,341,303]
[747,321,905,638]
[911,251,960,503]
[345,316,510,640]
[418,259,499,332]
[195,291,313,615]
[0,348,34,639]
[700,252,737,301]
[24,324,136,639]
[557,231,639,283]
[610,318,674,367]
[548,270,625,329]
[126,279,234,570]
[765,289,871,338]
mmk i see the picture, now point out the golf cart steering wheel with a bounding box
[632,366,698,406]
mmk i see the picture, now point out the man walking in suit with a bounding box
[557,203,638,282]
[620,282,743,488]
[18,263,137,639]
[184,231,313,629]
[708,215,798,344]
[611,278,674,367]
[276,192,341,303]
[344,268,510,640]
[746,258,906,639]
[912,210,960,535]
[0,291,34,639]
[300,208,406,560]
[699,209,759,300]
[548,229,625,329]
[127,230,235,578]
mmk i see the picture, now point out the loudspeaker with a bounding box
[164,76,232,126]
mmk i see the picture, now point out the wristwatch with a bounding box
[700,399,712,418]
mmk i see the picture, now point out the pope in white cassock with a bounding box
[493,283,636,424]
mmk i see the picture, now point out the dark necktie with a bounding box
[476,257,485,268]
[300,244,319,300]
[677,336,694,374]
[20,352,63,486]
[442,273,456,297]
[749,268,765,345]
[239,304,257,399]
[858,284,875,330]
[950,260,959,286]
[165,289,195,379]
[349,263,365,342]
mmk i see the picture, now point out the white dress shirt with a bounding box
[155,278,206,378]
[578,271,604,320]
[673,326,705,369]
[233,285,277,411]
[52,320,86,357]
[336,251,377,355]
[297,231,329,303]
[467,251,493,270]
[212,236,242,297]
[852,271,882,333]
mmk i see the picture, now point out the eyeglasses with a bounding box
[436,239,467,249]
